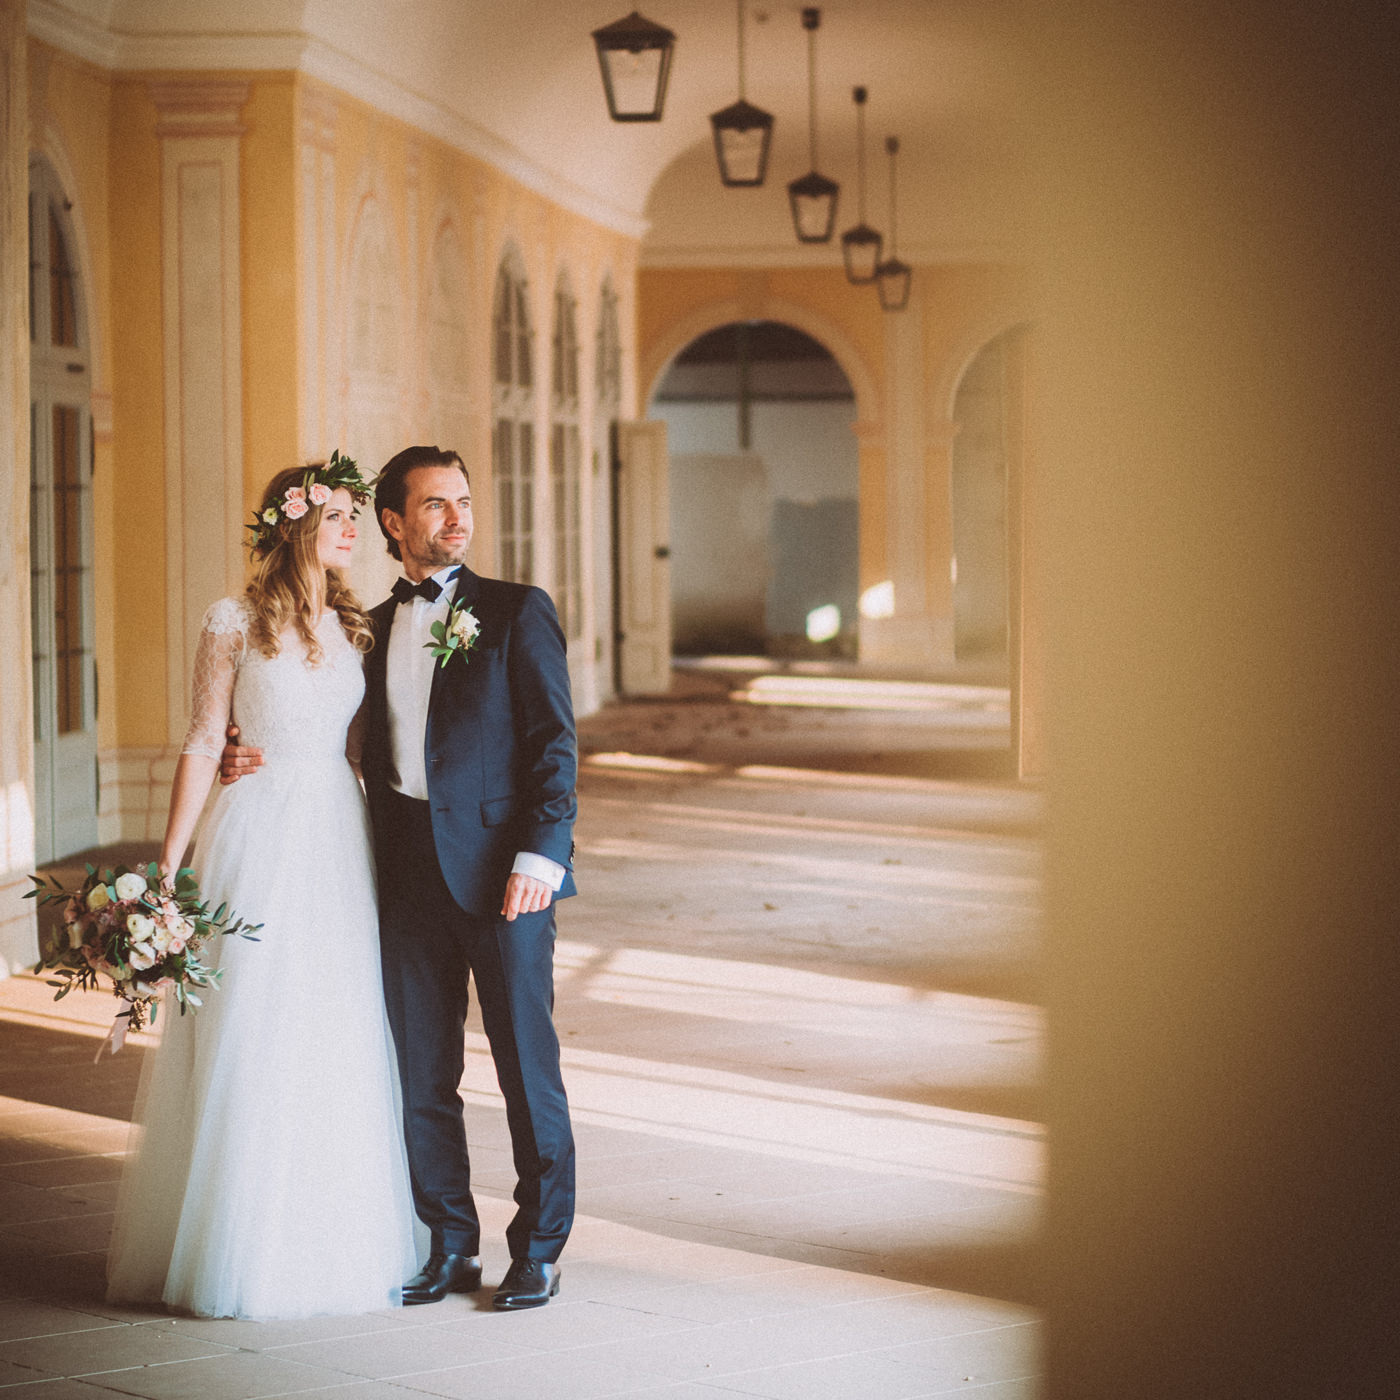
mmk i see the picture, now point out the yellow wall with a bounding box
[304,74,639,576]
[30,54,639,768]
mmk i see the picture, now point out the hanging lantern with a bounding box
[592,10,676,122]
[840,87,883,284]
[874,136,912,310]
[711,0,774,186]
[786,8,839,243]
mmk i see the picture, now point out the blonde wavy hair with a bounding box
[245,465,374,663]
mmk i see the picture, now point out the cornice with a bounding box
[28,0,120,68]
[26,3,649,240]
[639,240,1014,271]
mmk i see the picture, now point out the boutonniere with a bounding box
[427,598,481,668]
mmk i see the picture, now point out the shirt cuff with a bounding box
[511,851,566,891]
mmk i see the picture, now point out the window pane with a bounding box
[494,271,513,385]
[52,405,85,732]
[49,207,78,348]
[518,422,534,585]
[516,286,533,389]
[28,192,38,345]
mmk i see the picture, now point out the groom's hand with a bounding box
[502,873,552,922]
[218,723,264,786]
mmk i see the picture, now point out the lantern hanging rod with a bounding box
[803,7,821,171]
[854,86,868,222]
[886,134,900,256]
[737,0,748,100]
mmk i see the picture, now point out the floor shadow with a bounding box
[0,1018,146,1119]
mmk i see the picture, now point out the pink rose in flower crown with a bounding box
[282,495,309,520]
[308,482,331,506]
[284,485,306,501]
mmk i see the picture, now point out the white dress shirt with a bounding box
[386,565,565,892]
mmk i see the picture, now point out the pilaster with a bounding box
[151,80,248,746]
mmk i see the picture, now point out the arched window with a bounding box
[550,275,582,641]
[28,155,96,860]
[493,255,534,584]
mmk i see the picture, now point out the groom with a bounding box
[224,445,577,1311]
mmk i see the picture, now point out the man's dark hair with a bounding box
[374,446,470,561]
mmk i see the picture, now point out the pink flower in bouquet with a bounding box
[282,495,309,520]
[308,482,331,505]
[82,942,113,976]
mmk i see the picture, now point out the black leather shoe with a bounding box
[402,1253,482,1305]
[492,1258,560,1310]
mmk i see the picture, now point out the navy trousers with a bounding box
[376,788,574,1262]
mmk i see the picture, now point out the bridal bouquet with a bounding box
[25,862,262,1048]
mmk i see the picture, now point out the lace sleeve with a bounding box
[180,597,249,758]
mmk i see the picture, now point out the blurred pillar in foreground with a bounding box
[1026,2,1400,1397]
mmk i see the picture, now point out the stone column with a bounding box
[863,297,956,668]
[0,0,34,974]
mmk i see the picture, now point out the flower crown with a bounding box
[247,450,374,558]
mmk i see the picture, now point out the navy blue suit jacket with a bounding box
[363,567,578,917]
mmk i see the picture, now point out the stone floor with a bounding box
[0,662,1043,1399]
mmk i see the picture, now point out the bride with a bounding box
[106,457,419,1319]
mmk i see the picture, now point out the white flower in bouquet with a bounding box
[126,911,156,941]
[86,884,110,912]
[114,872,147,901]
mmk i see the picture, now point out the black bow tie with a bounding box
[391,576,442,605]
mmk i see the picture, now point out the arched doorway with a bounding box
[28,155,96,862]
[650,321,858,659]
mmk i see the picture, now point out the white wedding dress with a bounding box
[106,596,420,1318]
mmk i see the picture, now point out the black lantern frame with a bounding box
[711,0,774,186]
[592,10,677,123]
[840,87,883,283]
[786,7,839,243]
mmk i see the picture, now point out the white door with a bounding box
[614,420,671,695]
[29,159,98,862]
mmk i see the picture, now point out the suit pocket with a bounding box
[480,795,515,827]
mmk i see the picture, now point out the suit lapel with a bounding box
[365,597,397,765]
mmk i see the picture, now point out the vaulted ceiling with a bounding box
[35,0,1020,261]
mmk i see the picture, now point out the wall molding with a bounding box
[27,1,648,238]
